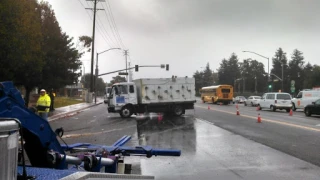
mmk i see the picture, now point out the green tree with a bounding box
[303,62,313,88]
[110,75,126,85]
[81,73,93,89]
[95,78,106,94]
[218,53,241,89]
[193,70,204,96]
[76,35,92,53]
[270,48,289,92]
[39,2,82,90]
[288,49,304,92]
[311,65,320,87]
[241,59,266,93]
[202,63,214,87]
[0,0,43,106]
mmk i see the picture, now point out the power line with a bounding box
[86,0,116,48]
[78,0,111,47]
[85,0,113,48]
[100,2,122,48]
[104,0,126,49]
[96,14,118,47]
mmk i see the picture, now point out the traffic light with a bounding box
[135,65,139,72]
[268,84,272,89]
[166,64,169,71]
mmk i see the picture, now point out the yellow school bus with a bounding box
[200,85,233,104]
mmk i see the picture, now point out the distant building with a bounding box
[63,83,85,97]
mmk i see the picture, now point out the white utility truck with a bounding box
[107,77,196,118]
[291,90,320,111]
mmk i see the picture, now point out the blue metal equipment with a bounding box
[0,81,181,178]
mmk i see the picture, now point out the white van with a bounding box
[259,92,292,112]
[291,90,320,111]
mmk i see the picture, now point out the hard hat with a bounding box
[40,89,46,92]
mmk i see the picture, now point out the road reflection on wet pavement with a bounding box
[135,113,320,180]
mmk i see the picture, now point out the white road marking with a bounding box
[196,118,215,125]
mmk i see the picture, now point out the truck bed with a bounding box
[133,77,196,104]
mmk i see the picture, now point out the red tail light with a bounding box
[275,100,277,104]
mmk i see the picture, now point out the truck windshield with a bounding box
[117,85,128,94]
[296,92,302,98]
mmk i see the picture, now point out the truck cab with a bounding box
[108,82,138,117]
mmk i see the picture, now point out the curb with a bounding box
[49,102,103,122]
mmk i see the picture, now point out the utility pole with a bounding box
[85,0,104,93]
[94,52,99,103]
[128,62,133,82]
[243,78,245,93]
[255,76,257,94]
[124,50,129,80]
[282,63,284,92]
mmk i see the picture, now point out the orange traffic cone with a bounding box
[220,102,222,106]
[236,109,240,115]
[208,105,210,110]
[257,113,262,123]
[289,109,293,116]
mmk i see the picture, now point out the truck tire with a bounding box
[120,106,133,118]
[173,105,184,116]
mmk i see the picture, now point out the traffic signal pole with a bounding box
[98,64,169,77]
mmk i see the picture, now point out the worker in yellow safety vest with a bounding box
[37,89,51,120]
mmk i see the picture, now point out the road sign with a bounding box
[118,72,128,75]
[291,87,295,93]
[291,80,295,87]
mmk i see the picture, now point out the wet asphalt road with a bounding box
[195,102,320,167]
[49,102,320,179]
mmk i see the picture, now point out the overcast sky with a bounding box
[46,0,320,83]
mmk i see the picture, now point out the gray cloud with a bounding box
[47,0,320,83]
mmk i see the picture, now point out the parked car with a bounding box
[244,96,261,106]
[258,92,292,112]
[304,98,320,116]
[233,96,246,104]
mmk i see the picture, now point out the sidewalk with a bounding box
[48,98,104,122]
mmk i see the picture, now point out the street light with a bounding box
[234,78,242,93]
[94,48,121,103]
[242,51,269,78]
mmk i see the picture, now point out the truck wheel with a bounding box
[173,105,184,116]
[120,106,133,118]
